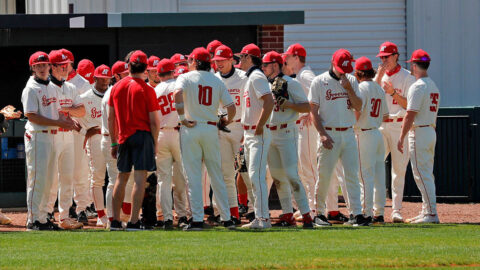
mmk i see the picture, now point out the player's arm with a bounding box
[254,94,274,136]
[26,112,78,130]
[60,104,86,118]
[310,103,334,149]
[397,111,416,153]
[383,81,407,109]
[284,101,310,113]
[225,104,236,124]
[149,111,160,152]
[173,89,196,128]
[107,104,119,159]
[340,75,362,111]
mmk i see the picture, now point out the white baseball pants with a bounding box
[297,121,318,211]
[326,161,349,213]
[72,132,91,213]
[86,134,107,213]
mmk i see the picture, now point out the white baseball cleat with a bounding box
[391,211,404,223]
[410,214,439,224]
[96,216,109,228]
[0,212,12,225]
[242,218,271,229]
[405,213,425,223]
[293,210,303,222]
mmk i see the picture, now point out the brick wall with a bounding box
[257,24,284,55]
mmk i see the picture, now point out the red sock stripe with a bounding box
[97,209,106,218]
[230,207,239,219]
[122,202,132,215]
[238,194,248,205]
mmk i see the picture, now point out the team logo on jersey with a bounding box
[229,89,240,94]
[41,95,57,107]
[325,89,348,100]
[59,99,73,106]
[91,107,102,118]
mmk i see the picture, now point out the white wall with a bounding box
[26,0,68,14]
[68,0,178,13]
[407,0,480,107]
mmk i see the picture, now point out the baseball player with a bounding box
[78,64,112,227]
[174,47,236,231]
[325,163,350,223]
[207,40,223,72]
[102,61,134,224]
[108,50,161,231]
[236,43,275,229]
[211,44,248,224]
[309,49,369,227]
[154,58,189,229]
[375,41,416,223]
[283,43,317,215]
[171,53,188,67]
[398,49,440,224]
[77,59,95,85]
[353,56,389,223]
[174,65,189,79]
[261,51,313,228]
[62,48,95,223]
[147,56,161,88]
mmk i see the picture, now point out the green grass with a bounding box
[1,224,479,269]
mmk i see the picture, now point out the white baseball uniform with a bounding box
[211,68,248,213]
[78,88,107,215]
[308,71,363,216]
[326,161,349,213]
[241,67,272,219]
[295,66,318,212]
[101,87,134,219]
[354,81,388,217]
[176,70,234,222]
[268,75,311,216]
[406,77,440,216]
[22,77,61,224]
[69,74,93,214]
[154,78,188,222]
[378,67,416,213]
[45,80,81,221]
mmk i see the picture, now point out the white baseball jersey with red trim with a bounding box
[101,86,112,135]
[308,72,360,127]
[296,66,315,96]
[379,67,415,118]
[407,77,440,126]
[175,70,233,122]
[69,73,91,96]
[215,68,247,121]
[241,68,271,126]
[155,79,179,128]
[269,75,308,125]
[22,79,62,131]
[78,89,103,130]
[355,81,388,130]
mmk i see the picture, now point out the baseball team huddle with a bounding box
[14,39,441,231]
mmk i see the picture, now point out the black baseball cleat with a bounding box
[231,216,241,225]
[313,215,332,227]
[222,220,236,230]
[204,206,214,216]
[207,215,221,226]
[372,215,385,224]
[126,221,144,231]
[345,214,370,226]
[238,204,248,217]
[68,206,77,219]
[86,204,98,219]
[163,220,174,230]
[272,220,296,227]
[177,216,189,228]
[110,220,123,231]
[77,211,89,225]
[183,221,204,231]
[47,212,56,223]
[245,212,255,222]
[327,212,349,224]
[27,220,61,231]
[154,220,164,228]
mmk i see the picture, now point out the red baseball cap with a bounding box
[147,56,161,70]
[94,64,112,78]
[77,59,95,84]
[284,43,307,57]
[262,51,283,65]
[29,51,50,66]
[188,47,211,62]
[332,49,355,74]
[212,45,233,61]
[376,41,398,57]
[61,48,74,63]
[174,65,189,77]
[129,50,148,65]
[49,50,70,65]
[407,49,431,63]
[355,56,373,71]
[157,58,176,73]
[207,40,223,54]
[112,61,129,75]
[170,53,187,64]
[237,43,261,58]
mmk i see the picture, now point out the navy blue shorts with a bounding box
[117,130,156,173]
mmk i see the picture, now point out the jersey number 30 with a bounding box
[370,98,382,117]
[198,85,212,106]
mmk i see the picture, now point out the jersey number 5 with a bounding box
[430,93,439,112]
[370,98,382,117]
[198,85,212,106]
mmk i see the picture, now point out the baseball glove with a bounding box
[271,76,289,107]
[234,145,248,173]
[217,113,231,133]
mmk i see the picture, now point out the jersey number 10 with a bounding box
[198,85,212,106]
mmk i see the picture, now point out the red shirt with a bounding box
[108,76,159,144]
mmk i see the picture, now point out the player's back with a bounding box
[176,70,231,123]
[355,81,388,129]
[408,77,440,126]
